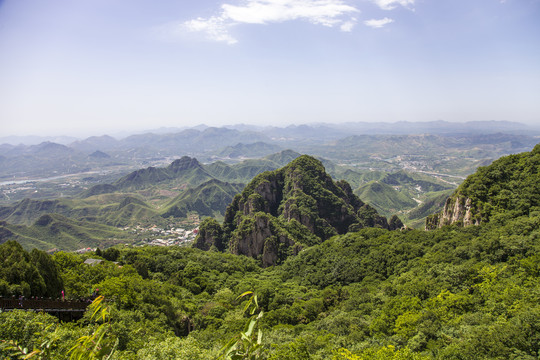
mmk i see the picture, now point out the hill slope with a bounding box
[355,181,418,216]
[162,179,245,218]
[427,143,540,229]
[0,214,129,251]
[0,194,161,228]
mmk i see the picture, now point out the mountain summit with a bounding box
[195,155,402,266]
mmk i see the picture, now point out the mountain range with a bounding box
[2,120,538,146]
[2,122,539,183]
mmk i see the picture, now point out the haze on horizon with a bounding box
[1,0,539,137]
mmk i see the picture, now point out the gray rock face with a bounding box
[228,213,297,267]
[426,196,480,229]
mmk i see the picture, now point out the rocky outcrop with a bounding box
[426,196,479,229]
[229,213,298,267]
[444,197,475,226]
[193,218,224,251]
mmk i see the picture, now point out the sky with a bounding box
[1,0,539,137]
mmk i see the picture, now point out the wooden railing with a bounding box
[0,297,89,312]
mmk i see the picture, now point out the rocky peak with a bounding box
[195,155,399,266]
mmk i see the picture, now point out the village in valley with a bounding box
[73,214,201,254]
[121,213,201,247]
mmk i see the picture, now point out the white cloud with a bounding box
[340,20,356,32]
[364,17,394,28]
[372,0,414,10]
[182,0,360,44]
[222,0,358,26]
[183,16,238,45]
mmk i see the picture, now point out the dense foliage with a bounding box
[2,202,539,359]
[0,241,63,298]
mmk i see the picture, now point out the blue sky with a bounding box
[1,0,539,136]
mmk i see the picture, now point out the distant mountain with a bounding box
[264,124,350,141]
[0,141,116,180]
[114,166,173,189]
[215,142,282,159]
[32,142,74,155]
[303,133,540,177]
[114,156,213,189]
[4,123,538,183]
[223,124,263,132]
[325,120,537,136]
[70,135,119,152]
[118,127,270,154]
[113,151,302,191]
[0,135,78,146]
[88,150,111,159]
[3,120,536,147]
[325,133,538,157]
[263,149,302,166]
[195,155,401,266]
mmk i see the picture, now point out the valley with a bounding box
[2,123,539,254]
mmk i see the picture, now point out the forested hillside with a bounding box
[427,143,540,229]
[194,155,401,266]
[1,146,539,359]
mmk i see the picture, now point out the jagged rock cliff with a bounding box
[195,155,401,266]
[426,143,540,230]
[426,196,479,229]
